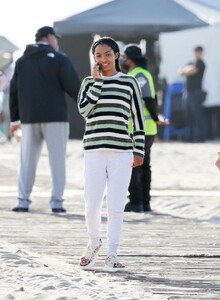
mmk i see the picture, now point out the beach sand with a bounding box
[0,140,219,299]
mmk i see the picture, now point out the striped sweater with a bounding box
[78,72,145,157]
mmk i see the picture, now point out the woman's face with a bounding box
[94,44,118,74]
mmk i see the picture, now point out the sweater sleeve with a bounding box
[130,77,145,157]
[78,77,104,118]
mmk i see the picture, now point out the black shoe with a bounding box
[12,207,29,212]
[124,202,144,213]
[52,207,66,213]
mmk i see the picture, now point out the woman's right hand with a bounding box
[92,63,101,79]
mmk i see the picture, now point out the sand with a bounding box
[0,140,220,299]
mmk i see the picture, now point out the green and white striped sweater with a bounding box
[78,72,145,157]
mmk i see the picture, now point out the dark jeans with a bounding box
[128,135,155,208]
[186,90,206,142]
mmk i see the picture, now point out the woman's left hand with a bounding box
[133,155,144,168]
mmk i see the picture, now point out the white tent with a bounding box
[159,25,220,107]
[177,0,220,24]
[159,0,220,108]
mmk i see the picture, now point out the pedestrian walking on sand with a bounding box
[9,26,80,213]
[78,37,145,272]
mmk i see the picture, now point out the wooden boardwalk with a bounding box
[0,141,220,299]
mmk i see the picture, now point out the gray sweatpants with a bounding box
[18,122,69,209]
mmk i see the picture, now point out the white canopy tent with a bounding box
[159,25,220,107]
[159,22,220,140]
[177,0,220,24]
[159,0,220,107]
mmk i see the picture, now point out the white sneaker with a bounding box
[80,239,102,270]
[104,254,125,272]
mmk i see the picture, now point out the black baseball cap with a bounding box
[35,26,61,42]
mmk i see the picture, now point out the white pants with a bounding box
[84,151,133,255]
[18,122,69,209]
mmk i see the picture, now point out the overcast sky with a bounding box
[0,0,111,54]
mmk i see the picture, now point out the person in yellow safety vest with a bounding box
[122,44,168,212]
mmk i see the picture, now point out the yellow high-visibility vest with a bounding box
[129,67,157,135]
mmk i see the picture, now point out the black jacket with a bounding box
[9,43,81,123]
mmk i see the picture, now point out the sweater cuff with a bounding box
[133,131,145,157]
[133,150,144,158]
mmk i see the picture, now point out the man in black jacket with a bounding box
[10,26,81,213]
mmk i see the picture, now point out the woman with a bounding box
[78,37,145,272]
